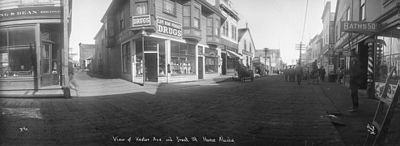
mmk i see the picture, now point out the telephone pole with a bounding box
[296,42,305,65]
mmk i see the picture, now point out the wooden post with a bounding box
[62,0,70,97]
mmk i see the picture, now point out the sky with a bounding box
[70,0,336,65]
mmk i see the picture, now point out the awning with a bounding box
[226,50,242,59]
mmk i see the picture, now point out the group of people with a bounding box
[283,64,327,85]
[283,64,303,85]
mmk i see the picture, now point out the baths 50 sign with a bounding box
[156,17,182,38]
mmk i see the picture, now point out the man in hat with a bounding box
[349,55,362,112]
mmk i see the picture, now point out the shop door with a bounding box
[198,57,203,79]
[222,53,227,75]
[40,42,53,87]
[145,53,158,82]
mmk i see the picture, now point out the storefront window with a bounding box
[136,43,143,77]
[159,41,166,77]
[122,42,131,74]
[0,26,36,78]
[205,47,218,74]
[377,36,400,82]
[170,41,196,76]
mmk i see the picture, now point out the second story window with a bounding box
[163,0,176,16]
[119,10,125,30]
[207,18,213,35]
[136,2,148,15]
[193,6,201,29]
[231,25,236,40]
[346,8,351,21]
[214,18,220,36]
[183,5,191,27]
[244,39,247,51]
[222,22,229,37]
[360,0,366,21]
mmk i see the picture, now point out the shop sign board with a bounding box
[341,21,378,33]
[0,7,61,22]
[156,17,182,38]
[131,15,151,28]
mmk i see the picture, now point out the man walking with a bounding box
[295,64,303,85]
[320,66,326,81]
[349,56,362,112]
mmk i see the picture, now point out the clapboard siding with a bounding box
[154,0,183,26]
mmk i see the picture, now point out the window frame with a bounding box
[163,0,177,16]
[193,6,201,29]
[360,0,366,21]
[135,1,148,15]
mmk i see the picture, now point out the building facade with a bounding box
[79,43,95,70]
[238,25,255,68]
[333,0,400,89]
[321,1,336,74]
[0,0,71,92]
[92,0,252,83]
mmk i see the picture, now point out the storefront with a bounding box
[0,6,63,91]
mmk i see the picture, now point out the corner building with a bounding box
[94,0,236,83]
[0,0,71,92]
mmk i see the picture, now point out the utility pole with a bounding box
[264,48,268,74]
[296,42,305,65]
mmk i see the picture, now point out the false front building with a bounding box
[93,0,245,83]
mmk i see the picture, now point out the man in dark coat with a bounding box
[295,64,303,85]
[320,66,326,81]
[349,56,362,112]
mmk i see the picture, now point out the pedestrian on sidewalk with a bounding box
[320,66,326,82]
[349,56,362,112]
[295,64,303,85]
[337,67,344,84]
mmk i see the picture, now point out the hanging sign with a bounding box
[341,21,378,33]
[156,17,182,38]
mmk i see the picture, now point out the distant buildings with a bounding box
[254,49,282,72]
[79,43,95,70]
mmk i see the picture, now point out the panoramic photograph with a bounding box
[0,0,400,145]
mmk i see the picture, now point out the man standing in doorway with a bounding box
[349,55,362,112]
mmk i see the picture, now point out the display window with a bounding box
[377,36,400,82]
[205,47,218,74]
[170,41,196,76]
[0,25,36,78]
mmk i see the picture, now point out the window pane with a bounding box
[8,26,35,47]
[163,0,175,15]
[159,41,166,77]
[193,18,200,29]
[136,2,148,15]
[183,17,190,27]
[183,5,190,16]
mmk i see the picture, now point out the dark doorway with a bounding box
[198,57,203,79]
[145,53,158,82]
[222,53,227,75]
[358,42,368,89]
[40,42,53,87]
